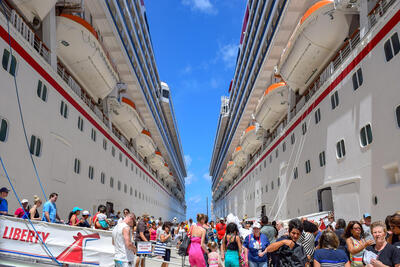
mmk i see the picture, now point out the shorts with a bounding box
[163,248,171,262]
[114,260,133,267]
[225,249,240,267]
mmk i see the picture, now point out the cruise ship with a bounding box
[211,0,400,222]
[0,0,186,220]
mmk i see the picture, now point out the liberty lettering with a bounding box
[2,226,50,244]
[12,228,21,240]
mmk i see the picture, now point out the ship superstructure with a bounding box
[0,0,186,219]
[211,0,400,221]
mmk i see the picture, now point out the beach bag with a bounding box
[277,244,307,267]
[153,241,168,256]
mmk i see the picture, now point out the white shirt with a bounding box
[156,226,163,241]
[112,222,135,262]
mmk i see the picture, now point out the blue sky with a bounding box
[145,0,246,220]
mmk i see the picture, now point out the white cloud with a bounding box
[182,0,217,14]
[186,171,196,185]
[184,154,192,167]
[188,195,203,204]
[219,43,238,69]
[181,65,192,75]
[203,173,211,181]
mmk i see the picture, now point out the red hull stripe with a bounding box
[225,8,400,197]
[0,24,171,197]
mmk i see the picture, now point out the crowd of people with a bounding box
[1,186,400,267]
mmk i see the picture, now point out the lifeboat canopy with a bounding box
[240,124,265,156]
[135,130,156,158]
[232,146,247,168]
[277,0,351,94]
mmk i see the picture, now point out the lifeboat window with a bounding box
[74,158,81,174]
[302,122,307,135]
[110,177,114,188]
[319,151,326,167]
[88,166,94,180]
[360,124,373,147]
[315,108,321,124]
[100,172,105,184]
[331,91,339,110]
[77,117,84,132]
[91,128,97,142]
[0,118,8,142]
[384,32,400,61]
[60,101,68,118]
[112,146,116,157]
[396,105,400,128]
[352,68,363,90]
[36,80,48,102]
[2,49,17,76]
[305,160,311,174]
[293,167,298,180]
[291,133,295,144]
[282,142,286,152]
[336,139,346,159]
[103,139,107,150]
[29,135,42,157]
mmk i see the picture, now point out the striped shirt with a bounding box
[299,232,315,258]
[314,248,349,267]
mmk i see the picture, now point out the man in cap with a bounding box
[362,213,373,240]
[14,199,29,219]
[78,210,91,228]
[216,217,226,246]
[0,187,9,215]
[135,214,150,267]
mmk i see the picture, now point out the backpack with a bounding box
[178,226,192,256]
[206,227,215,243]
[277,244,307,267]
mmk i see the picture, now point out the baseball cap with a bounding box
[220,217,224,221]
[0,187,9,193]
[363,213,371,218]
[253,222,261,229]
[82,210,90,216]
[21,199,28,204]
[72,207,83,213]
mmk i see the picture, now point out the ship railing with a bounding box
[0,1,51,64]
[368,0,397,28]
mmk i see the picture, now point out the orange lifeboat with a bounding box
[225,161,240,182]
[232,146,247,168]
[240,124,265,156]
[159,163,169,179]
[277,1,351,94]
[148,151,164,171]
[56,14,118,100]
[135,130,156,158]
[255,83,288,131]
[110,92,144,139]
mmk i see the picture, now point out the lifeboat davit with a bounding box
[56,14,118,100]
[277,1,351,94]
[232,146,247,168]
[135,130,156,158]
[148,151,164,171]
[225,161,240,182]
[240,124,265,156]
[255,82,289,130]
[14,0,56,22]
[109,93,144,139]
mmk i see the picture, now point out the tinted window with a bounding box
[0,118,8,142]
[29,135,41,157]
[360,124,373,147]
[37,80,47,101]
[392,32,400,55]
[396,105,400,128]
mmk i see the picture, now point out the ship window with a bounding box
[397,105,400,128]
[125,158,128,167]
[352,68,363,90]
[60,101,68,118]
[162,89,169,98]
[336,139,346,159]
[112,146,115,157]
[91,128,96,142]
[319,151,326,167]
[88,166,94,180]
[0,118,8,142]
[29,135,41,157]
[110,177,114,188]
[264,161,266,168]
[278,177,281,187]
[103,139,107,150]
[305,160,311,174]
[360,124,373,147]
[130,186,133,195]
[119,153,122,162]
[131,164,133,171]
[331,91,339,110]
[269,155,272,163]
[291,133,295,144]
[282,142,286,152]
[315,108,321,124]
[135,189,137,197]
[124,183,127,193]
[101,172,105,184]
[118,180,121,191]
[384,32,400,61]
[271,181,274,190]
[74,158,81,174]
[36,80,48,102]
[77,117,84,131]
[293,167,298,179]
[302,122,307,135]
[275,149,279,158]
[2,49,17,76]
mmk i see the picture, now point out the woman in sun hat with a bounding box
[68,206,83,226]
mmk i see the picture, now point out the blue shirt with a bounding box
[314,248,348,267]
[243,233,270,262]
[0,197,8,213]
[42,201,57,223]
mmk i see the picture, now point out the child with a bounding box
[208,241,222,267]
[96,213,110,230]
